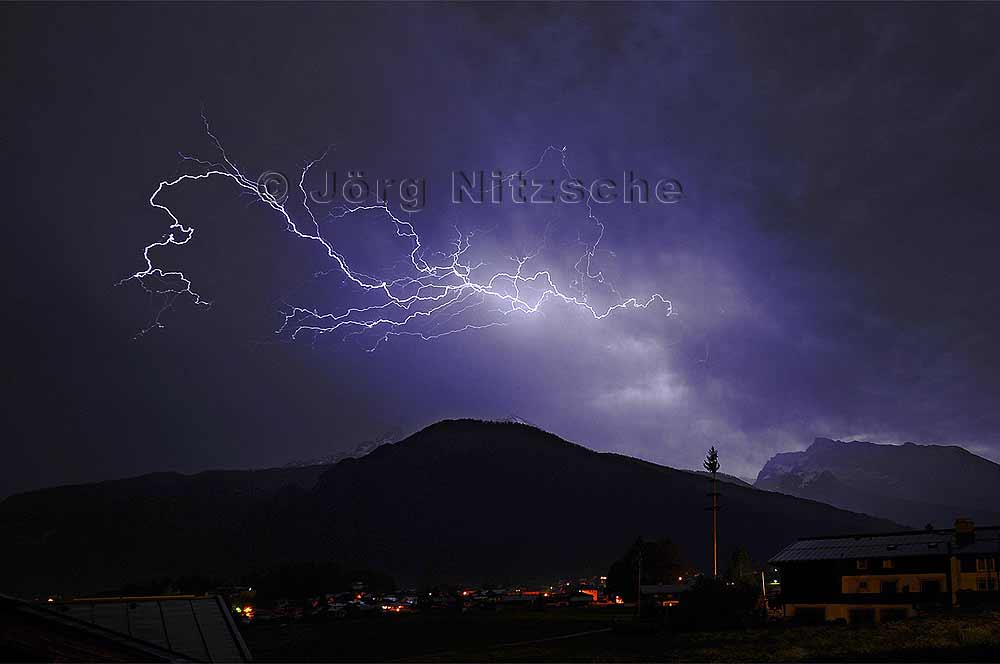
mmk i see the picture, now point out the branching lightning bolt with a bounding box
[121,118,672,350]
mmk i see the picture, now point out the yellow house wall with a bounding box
[787,603,916,623]
[841,573,945,594]
[784,554,1000,621]
[957,572,998,591]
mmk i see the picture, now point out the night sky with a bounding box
[5,2,1000,498]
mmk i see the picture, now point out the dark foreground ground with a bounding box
[242,606,1000,662]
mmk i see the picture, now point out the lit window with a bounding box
[882,559,894,569]
[976,558,987,572]
[856,560,868,570]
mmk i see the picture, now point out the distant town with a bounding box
[5,509,1000,660]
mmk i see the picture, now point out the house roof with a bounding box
[53,595,251,662]
[770,526,1000,563]
[640,583,689,595]
[0,594,194,662]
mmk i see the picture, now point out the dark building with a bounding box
[770,519,1000,624]
[1,594,191,662]
[54,595,252,662]
[0,594,251,662]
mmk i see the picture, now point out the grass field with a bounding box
[242,607,1000,662]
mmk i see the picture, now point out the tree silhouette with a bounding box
[607,537,689,603]
[725,547,755,585]
[704,446,720,475]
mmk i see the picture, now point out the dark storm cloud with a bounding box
[4,2,1000,496]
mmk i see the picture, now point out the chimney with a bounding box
[955,517,976,546]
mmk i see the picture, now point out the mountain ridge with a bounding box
[1,420,898,595]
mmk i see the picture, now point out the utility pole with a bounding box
[635,546,643,619]
[704,446,721,577]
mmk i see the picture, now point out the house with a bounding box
[770,519,1000,624]
[51,595,252,662]
[640,580,692,607]
[0,594,193,662]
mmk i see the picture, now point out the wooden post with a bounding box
[636,548,642,619]
[704,446,721,578]
[712,473,718,577]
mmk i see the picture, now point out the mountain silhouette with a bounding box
[755,437,1000,528]
[1,421,897,595]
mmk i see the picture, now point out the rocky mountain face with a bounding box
[755,437,1000,528]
